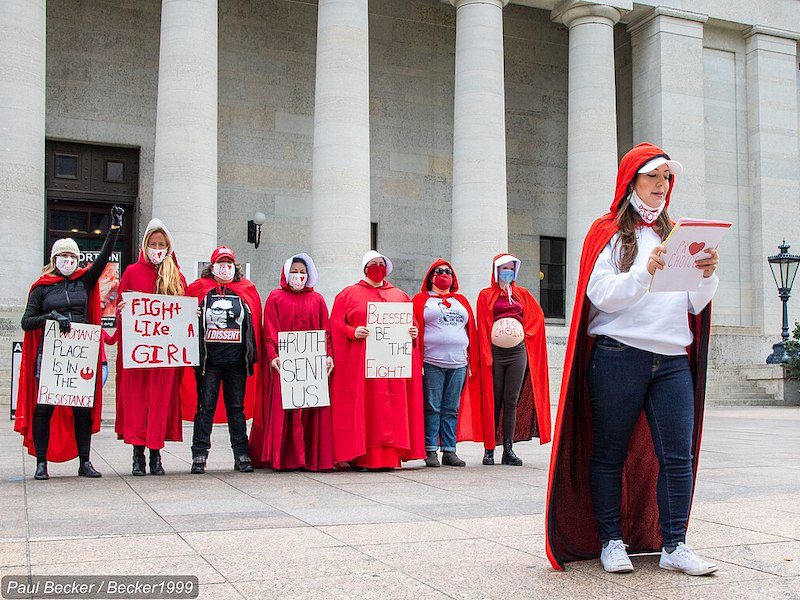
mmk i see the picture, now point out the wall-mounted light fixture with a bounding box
[247,212,267,249]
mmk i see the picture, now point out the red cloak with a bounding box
[114,251,187,448]
[179,276,262,423]
[14,268,104,462]
[249,268,334,470]
[474,254,551,449]
[544,142,712,570]
[329,280,425,468]
[410,259,484,444]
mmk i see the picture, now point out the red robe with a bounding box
[115,251,187,448]
[544,142,712,570]
[249,270,334,470]
[14,268,104,462]
[179,276,262,423]
[410,259,483,444]
[329,280,425,468]
[475,254,552,449]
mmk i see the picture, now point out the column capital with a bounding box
[552,0,631,29]
[628,7,708,38]
[745,26,800,55]
[448,0,508,8]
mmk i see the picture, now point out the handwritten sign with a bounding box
[37,321,101,408]
[278,330,330,410]
[365,302,413,379]
[121,293,199,369]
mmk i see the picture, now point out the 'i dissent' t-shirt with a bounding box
[203,290,245,365]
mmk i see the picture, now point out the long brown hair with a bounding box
[613,184,673,273]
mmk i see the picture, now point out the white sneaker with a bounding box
[600,539,634,573]
[659,543,719,576]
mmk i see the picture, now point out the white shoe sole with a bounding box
[602,563,634,574]
[659,560,718,576]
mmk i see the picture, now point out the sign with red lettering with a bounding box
[121,292,199,369]
[365,302,413,379]
[38,320,101,408]
[278,330,330,410]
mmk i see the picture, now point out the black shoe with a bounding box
[149,450,165,476]
[34,461,49,480]
[501,441,523,466]
[132,446,146,476]
[78,461,102,478]
[234,455,254,473]
[424,451,441,468]
[442,451,466,467]
[482,449,495,466]
[190,455,207,474]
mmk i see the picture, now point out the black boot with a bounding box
[149,449,165,475]
[442,451,466,467]
[234,454,254,473]
[132,446,146,476]
[424,451,441,467]
[78,460,102,478]
[501,441,523,466]
[482,449,495,466]
[34,460,49,480]
[190,455,207,475]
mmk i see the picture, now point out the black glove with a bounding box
[49,311,71,333]
[111,205,125,228]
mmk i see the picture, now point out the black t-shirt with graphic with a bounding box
[203,290,245,365]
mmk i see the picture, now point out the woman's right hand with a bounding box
[354,326,370,339]
[647,244,667,275]
[117,299,127,312]
[270,357,281,371]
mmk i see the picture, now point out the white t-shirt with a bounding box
[422,295,469,369]
[587,226,718,356]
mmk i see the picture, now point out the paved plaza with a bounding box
[1,406,798,599]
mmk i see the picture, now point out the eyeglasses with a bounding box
[433,267,452,275]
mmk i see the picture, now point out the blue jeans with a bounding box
[423,363,467,452]
[588,336,695,548]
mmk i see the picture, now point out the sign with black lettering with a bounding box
[37,321,101,408]
[365,302,413,379]
[10,341,22,419]
[278,330,330,410]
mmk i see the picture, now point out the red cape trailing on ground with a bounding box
[14,268,104,462]
[474,254,552,448]
[411,259,485,444]
[249,265,334,470]
[329,279,425,468]
[544,142,713,570]
[179,276,262,423]
[114,251,187,445]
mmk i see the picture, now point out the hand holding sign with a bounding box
[38,321,101,408]
[278,330,330,410]
[365,302,414,379]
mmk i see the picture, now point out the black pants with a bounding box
[33,404,92,461]
[192,363,249,457]
[491,342,528,443]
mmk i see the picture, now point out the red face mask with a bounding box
[433,274,453,291]
[365,264,387,283]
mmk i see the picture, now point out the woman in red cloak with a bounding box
[474,254,551,467]
[249,253,335,471]
[115,218,187,476]
[329,251,425,470]
[544,143,720,576]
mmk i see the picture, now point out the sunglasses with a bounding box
[433,267,452,275]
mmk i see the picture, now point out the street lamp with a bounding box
[766,241,800,364]
[247,212,267,249]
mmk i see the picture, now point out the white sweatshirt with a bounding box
[587,226,718,356]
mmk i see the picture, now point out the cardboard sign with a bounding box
[37,321,101,408]
[650,218,732,292]
[365,302,413,379]
[10,341,22,419]
[121,293,199,369]
[278,330,330,410]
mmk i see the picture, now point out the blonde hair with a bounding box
[144,229,185,296]
[41,260,57,276]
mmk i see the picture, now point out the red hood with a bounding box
[420,259,460,293]
[612,142,677,215]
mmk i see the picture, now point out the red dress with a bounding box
[249,270,334,470]
[329,280,425,468]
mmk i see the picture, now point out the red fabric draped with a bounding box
[248,268,334,470]
[14,269,104,462]
[544,142,712,570]
[329,280,425,468]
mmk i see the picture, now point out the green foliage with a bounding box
[785,322,800,380]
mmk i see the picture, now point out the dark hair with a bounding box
[613,182,673,273]
[291,256,308,268]
[201,262,244,282]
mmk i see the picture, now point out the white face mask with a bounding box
[55,255,78,277]
[288,272,308,291]
[147,247,167,265]
[629,190,665,225]
[212,262,235,282]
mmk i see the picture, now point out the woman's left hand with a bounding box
[409,326,419,339]
[696,248,719,278]
[326,356,334,376]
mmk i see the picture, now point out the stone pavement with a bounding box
[1,407,798,599]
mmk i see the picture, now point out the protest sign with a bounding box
[278,330,330,410]
[121,293,199,368]
[37,321,101,408]
[79,250,121,327]
[365,302,413,379]
[11,341,22,418]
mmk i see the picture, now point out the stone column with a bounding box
[629,7,708,217]
[0,0,46,306]
[310,0,371,300]
[553,0,629,324]
[449,0,509,302]
[745,27,800,335]
[152,0,218,275]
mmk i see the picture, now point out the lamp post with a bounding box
[766,241,800,364]
[247,212,266,250]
